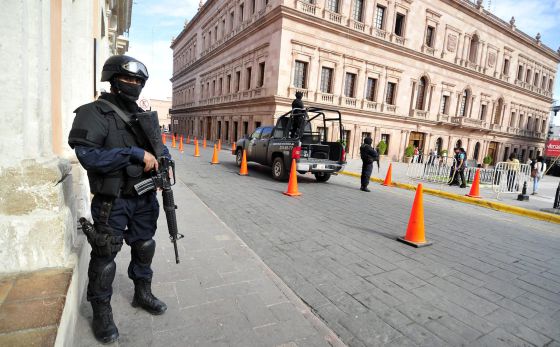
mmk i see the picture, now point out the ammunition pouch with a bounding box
[88,172,123,198]
[121,164,145,197]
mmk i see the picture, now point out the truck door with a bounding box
[256,127,273,163]
[247,128,262,161]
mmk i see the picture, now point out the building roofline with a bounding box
[172,0,560,63]
[446,0,559,63]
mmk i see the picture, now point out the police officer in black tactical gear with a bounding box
[290,91,305,138]
[360,137,379,192]
[68,55,169,344]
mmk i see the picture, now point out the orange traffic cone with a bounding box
[231,142,237,155]
[187,135,191,144]
[203,138,207,148]
[218,139,222,151]
[162,133,167,145]
[466,169,482,198]
[211,145,220,164]
[179,136,184,153]
[172,135,176,148]
[283,159,301,197]
[398,184,432,248]
[238,149,248,176]
[382,164,393,186]
[194,139,200,157]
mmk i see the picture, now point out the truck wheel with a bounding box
[272,157,288,181]
[235,150,243,167]
[314,172,331,182]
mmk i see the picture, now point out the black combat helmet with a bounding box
[101,55,149,85]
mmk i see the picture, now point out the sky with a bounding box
[126,0,560,123]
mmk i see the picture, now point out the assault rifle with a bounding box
[134,156,183,263]
[132,109,183,264]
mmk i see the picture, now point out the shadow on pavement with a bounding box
[340,222,399,240]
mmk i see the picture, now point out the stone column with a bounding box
[410,81,418,115]
[462,35,471,65]
[447,135,454,154]
[495,49,503,77]
[363,0,375,29]
[477,41,486,69]
[341,0,352,23]
[455,33,463,63]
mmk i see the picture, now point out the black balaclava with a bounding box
[112,78,143,102]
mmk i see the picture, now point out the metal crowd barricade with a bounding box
[464,167,495,185]
[492,162,531,200]
[406,156,457,186]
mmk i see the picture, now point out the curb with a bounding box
[340,171,560,225]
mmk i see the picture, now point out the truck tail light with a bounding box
[292,146,301,159]
[341,148,346,162]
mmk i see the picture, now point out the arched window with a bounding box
[474,142,481,161]
[527,116,532,130]
[456,139,462,148]
[469,35,479,63]
[459,89,470,117]
[494,98,503,125]
[416,77,428,110]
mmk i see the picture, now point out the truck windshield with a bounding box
[261,127,273,139]
[250,128,263,140]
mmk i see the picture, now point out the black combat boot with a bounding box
[131,279,167,315]
[91,298,119,344]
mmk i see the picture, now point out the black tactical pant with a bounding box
[87,192,160,302]
[361,163,373,188]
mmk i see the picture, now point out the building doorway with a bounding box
[206,117,212,140]
[487,141,498,163]
[473,142,481,161]
[233,121,238,141]
[408,132,425,151]
[436,137,443,155]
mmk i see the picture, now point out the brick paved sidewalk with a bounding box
[73,180,343,347]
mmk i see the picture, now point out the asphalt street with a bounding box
[174,144,560,347]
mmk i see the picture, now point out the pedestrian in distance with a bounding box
[449,147,466,188]
[359,137,379,192]
[413,146,419,163]
[68,55,169,344]
[531,156,547,195]
[506,152,521,192]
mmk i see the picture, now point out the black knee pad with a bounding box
[88,261,116,295]
[131,239,156,264]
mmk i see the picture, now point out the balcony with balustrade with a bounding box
[295,0,317,16]
[323,9,343,24]
[437,113,450,123]
[315,92,337,105]
[411,109,428,119]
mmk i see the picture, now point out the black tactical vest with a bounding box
[69,98,151,197]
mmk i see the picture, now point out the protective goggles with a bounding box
[122,61,149,79]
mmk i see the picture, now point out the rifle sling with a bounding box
[96,99,144,140]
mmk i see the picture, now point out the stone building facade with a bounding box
[1,0,131,273]
[170,0,559,163]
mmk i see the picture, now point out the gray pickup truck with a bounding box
[234,107,347,182]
